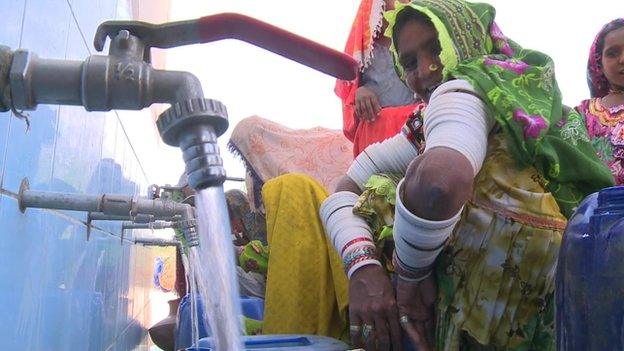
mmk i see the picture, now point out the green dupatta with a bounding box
[385,0,614,217]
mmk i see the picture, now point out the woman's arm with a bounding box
[346,132,419,190]
[394,79,493,278]
[335,175,362,195]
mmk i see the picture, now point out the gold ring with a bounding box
[428,63,439,71]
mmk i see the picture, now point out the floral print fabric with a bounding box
[577,98,624,184]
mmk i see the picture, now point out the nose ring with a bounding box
[428,63,439,72]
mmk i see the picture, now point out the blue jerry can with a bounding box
[175,294,265,350]
[556,186,624,351]
[187,334,350,350]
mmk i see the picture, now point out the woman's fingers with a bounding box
[371,94,381,116]
[415,322,432,351]
[387,308,404,351]
[362,316,377,351]
[373,314,391,351]
[355,99,363,119]
[400,319,428,351]
[349,310,364,348]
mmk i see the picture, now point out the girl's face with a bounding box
[601,26,624,90]
[396,19,443,103]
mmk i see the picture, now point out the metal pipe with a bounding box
[14,53,83,108]
[131,197,189,218]
[225,176,245,182]
[8,33,205,112]
[122,221,174,230]
[18,178,102,213]
[178,203,199,247]
[19,178,191,218]
[89,212,152,223]
[134,237,179,247]
[88,212,181,223]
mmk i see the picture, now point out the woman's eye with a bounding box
[402,58,418,70]
[605,48,620,58]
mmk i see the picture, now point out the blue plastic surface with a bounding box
[556,186,624,350]
[241,296,265,321]
[187,334,349,351]
[175,294,265,350]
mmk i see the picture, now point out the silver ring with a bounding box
[349,325,361,333]
[400,315,410,324]
[362,324,374,340]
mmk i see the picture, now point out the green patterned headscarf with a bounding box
[385,0,614,217]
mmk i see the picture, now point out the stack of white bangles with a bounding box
[320,191,380,278]
[392,179,463,281]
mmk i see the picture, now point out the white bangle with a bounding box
[392,179,462,272]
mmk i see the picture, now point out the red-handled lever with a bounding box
[94,13,357,80]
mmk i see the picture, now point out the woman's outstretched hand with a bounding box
[396,273,437,351]
[349,265,404,351]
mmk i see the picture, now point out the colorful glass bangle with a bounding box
[344,246,378,273]
[392,251,433,281]
[341,237,374,256]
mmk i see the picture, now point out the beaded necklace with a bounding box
[588,97,624,127]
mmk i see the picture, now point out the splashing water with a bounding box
[189,187,243,350]
[182,252,200,348]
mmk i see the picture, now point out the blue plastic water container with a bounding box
[556,186,624,350]
[186,334,349,350]
[175,294,265,350]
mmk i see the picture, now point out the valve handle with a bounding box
[94,13,357,80]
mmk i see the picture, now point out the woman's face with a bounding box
[601,26,624,90]
[396,19,443,103]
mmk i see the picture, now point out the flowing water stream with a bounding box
[185,187,243,350]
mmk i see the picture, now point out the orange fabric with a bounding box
[335,0,421,157]
[335,0,385,145]
[335,0,383,99]
[351,104,418,157]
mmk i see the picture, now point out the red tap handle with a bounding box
[195,13,356,80]
[94,13,357,80]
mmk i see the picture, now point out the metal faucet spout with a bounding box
[150,69,204,104]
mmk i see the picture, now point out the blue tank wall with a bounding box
[0,0,172,349]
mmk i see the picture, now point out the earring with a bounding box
[428,63,439,72]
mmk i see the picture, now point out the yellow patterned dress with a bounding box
[435,134,565,351]
[355,133,565,350]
